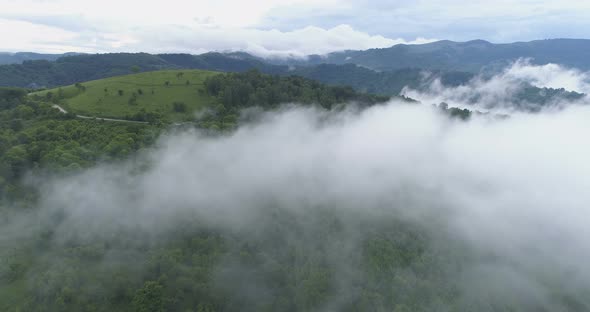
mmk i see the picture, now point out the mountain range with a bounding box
[275,38,590,72]
[0,39,587,100]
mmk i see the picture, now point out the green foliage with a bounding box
[203,69,390,111]
[195,70,391,131]
[133,281,164,312]
[0,87,27,108]
[437,102,472,120]
[0,90,157,201]
[74,82,86,92]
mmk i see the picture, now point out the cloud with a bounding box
[4,0,589,54]
[0,18,83,53]
[260,0,590,43]
[3,0,410,56]
[402,60,590,112]
[504,59,590,94]
[1,14,99,32]
[0,13,433,56]
[127,24,434,58]
[4,96,590,308]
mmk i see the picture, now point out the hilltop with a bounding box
[29,69,394,124]
[31,70,219,122]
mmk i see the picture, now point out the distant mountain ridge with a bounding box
[0,52,473,95]
[282,39,590,72]
[0,52,286,89]
[0,52,83,65]
[4,38,590,71]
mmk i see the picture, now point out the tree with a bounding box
[118,90,124,96]
[132,281,164,312]
[130,65,140,73]
[9,119,23,131]
[13,105,34,119]
[172,102,187,113]
[75,83,86,92]
[129,93,138,106]
[3,145,28,179]
[0,87,27,102]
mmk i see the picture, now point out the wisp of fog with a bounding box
[403,59,590,113]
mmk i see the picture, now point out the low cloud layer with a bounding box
[504,59,590,94]
[3,99,588,308]
[403,60,590,112]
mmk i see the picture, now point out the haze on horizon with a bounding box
[1,0,590,57]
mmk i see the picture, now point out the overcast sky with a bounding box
[1,0,589,56]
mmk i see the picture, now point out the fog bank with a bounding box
[0,101,578,309]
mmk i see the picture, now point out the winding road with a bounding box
[51,104,149,124]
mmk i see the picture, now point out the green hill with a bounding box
[31,70,220,121]
[29,69,394,125]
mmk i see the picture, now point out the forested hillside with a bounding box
[0,87,158,202]
[0,70,394,201]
